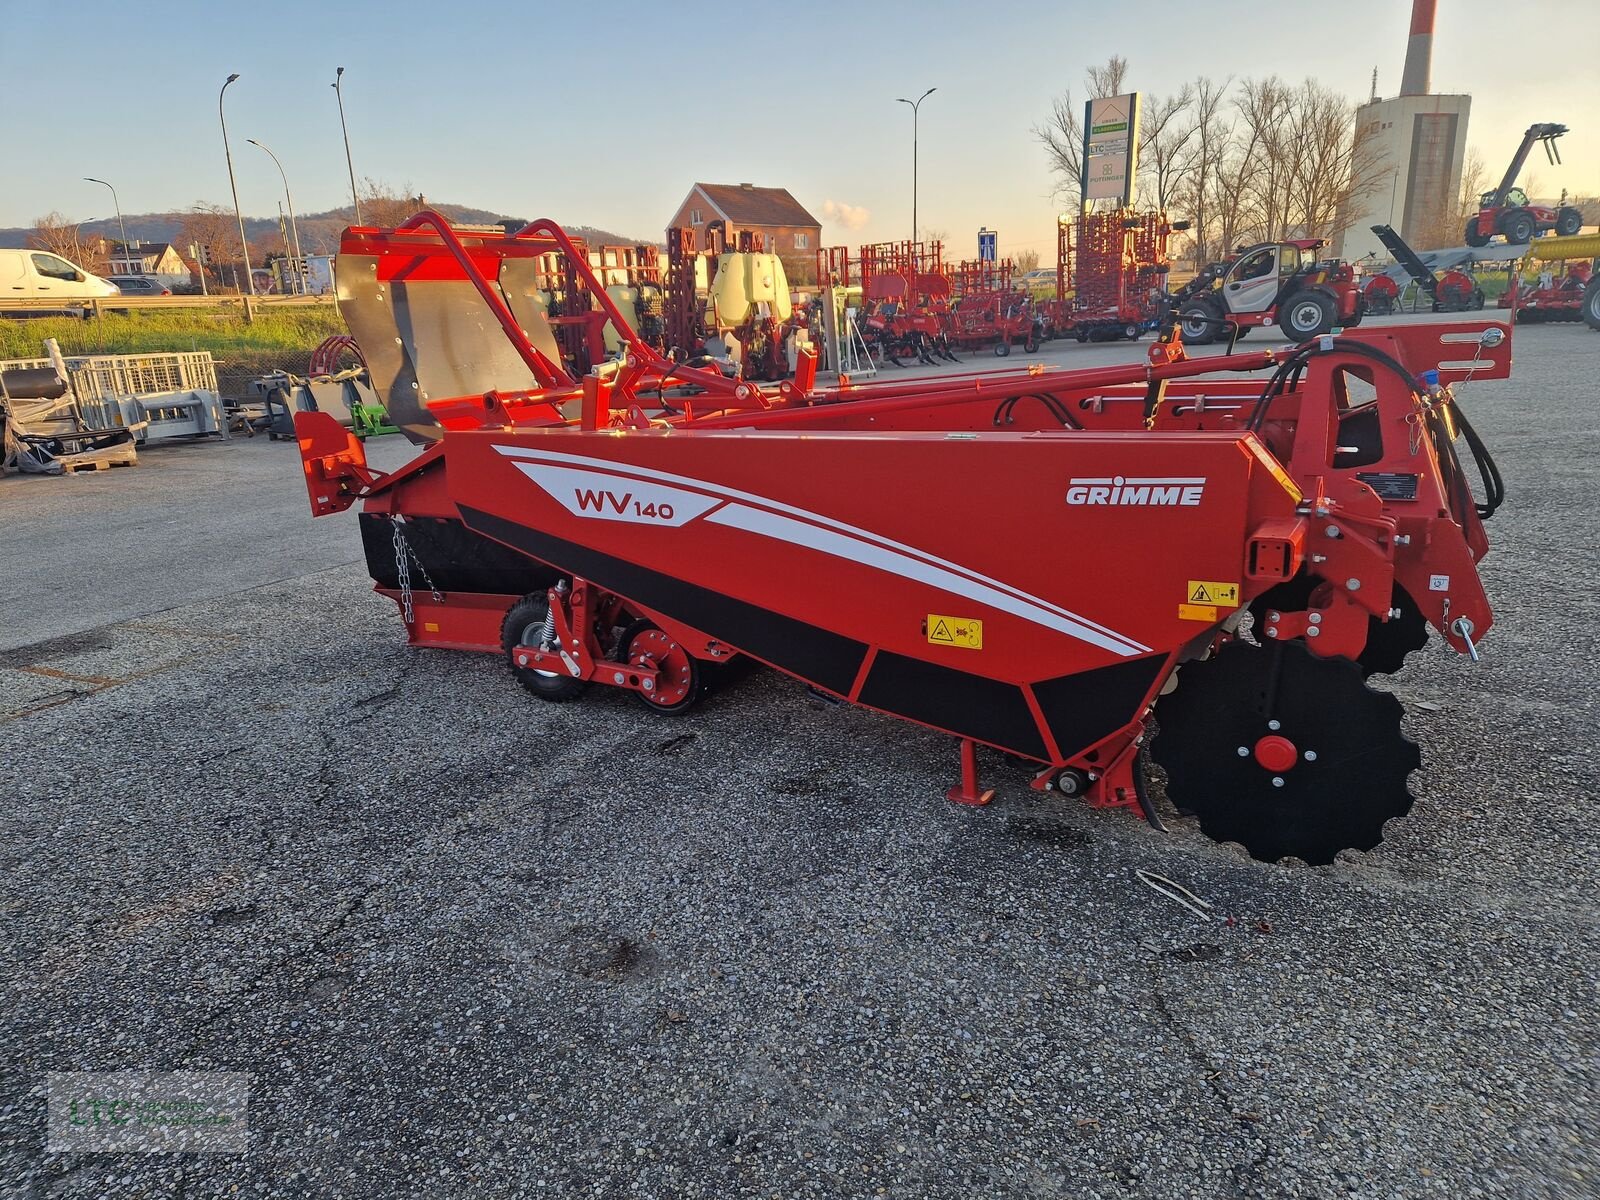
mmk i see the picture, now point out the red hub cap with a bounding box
[631,630,693,706]
[1253,734,1298,774]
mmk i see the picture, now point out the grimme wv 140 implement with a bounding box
[297,212,1510,864]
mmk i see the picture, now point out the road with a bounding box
[0,316,1595,1198]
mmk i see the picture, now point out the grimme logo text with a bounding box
[1066,476,1205,506]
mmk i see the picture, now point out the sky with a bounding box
[3,0,1596,259]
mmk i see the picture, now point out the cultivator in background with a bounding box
[1041,209,1178,342]
[944,258,1035,356]
[1501,232,1600,326]
[298,211,1512,866]
[855,240,959,366]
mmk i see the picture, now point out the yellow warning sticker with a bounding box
[1178,603,1219,623]
[1185,579,1241,607]
[927,614,984,650]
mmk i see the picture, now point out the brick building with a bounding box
[666,183,821,284]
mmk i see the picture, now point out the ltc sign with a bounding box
[1081,92,1141,207]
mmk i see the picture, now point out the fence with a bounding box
[1,294,335,316]
[0,350,225,440]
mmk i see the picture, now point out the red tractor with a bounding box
[1173,240,1363,343]
[1464,123,1583,247]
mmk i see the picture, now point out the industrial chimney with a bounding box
[1400,0,1435,95]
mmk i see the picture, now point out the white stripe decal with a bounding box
[491,443,1151,655]
[707,504,1142,657]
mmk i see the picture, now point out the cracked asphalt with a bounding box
[1,318,1595,1198]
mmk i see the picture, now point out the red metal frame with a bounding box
[298,212,1511,822]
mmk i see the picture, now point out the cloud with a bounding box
[822,199,871,231]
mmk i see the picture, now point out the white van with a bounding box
[0,248,120,310]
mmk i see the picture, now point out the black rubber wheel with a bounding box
[1282,291,1336,339]
[1024,332,1038,353]
[1179,302,1219,345]
[994,341,1011,357]
[502,593,586,701]
[1583,276,1600,330]
[619,620,702,715]
[1075,328,1089,343]
[1471,288,1485,310]
[1501,210,1536,244]
[1152,640,1420,865]
[1555,208,1583,238]
[1463,221,1489,249]
[1123,323,1141,341]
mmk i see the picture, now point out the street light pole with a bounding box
[895,87,936,244]
[248,138,304,294]
[333,67,362,225]
[83,178,128,271]
[219,73,257,305]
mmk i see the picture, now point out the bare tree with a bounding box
[1034,56,1132,207]
[1013,248,1041,272]
[1086,56,1128,99]
[1457,146,1489,218]
[1234,77,1295,242]
[1137,85,1197,212]
[28,212,107,272]
[177,203,245,290]
[360,179,426,228]
[1284,79,1386,243]
[1180,76,1233,266]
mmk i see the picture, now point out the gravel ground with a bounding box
[0,318,1595,1198]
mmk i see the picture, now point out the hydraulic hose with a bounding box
[993,392,1083,430]
[1246,336,1505,520]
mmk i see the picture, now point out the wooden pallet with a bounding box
[60,450,138,473]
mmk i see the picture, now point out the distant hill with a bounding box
[0,203,654,255]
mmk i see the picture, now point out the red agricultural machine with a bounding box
[1464,123,1583,247]
[298,211,1512,865]
[1040,209,1178,342]
[946,260,1037,357]
[1366,225,1484,315]
[1500,261,1593,323]
[852,240,960,366]
[1173,240,1364,342]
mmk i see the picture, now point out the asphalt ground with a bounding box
[1,317,1595,1198]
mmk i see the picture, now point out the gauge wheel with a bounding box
[502,592,586,701]
[620,620,702,715]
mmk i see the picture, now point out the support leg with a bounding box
[946,738,995,807]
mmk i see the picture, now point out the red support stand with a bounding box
[946,738,995,807]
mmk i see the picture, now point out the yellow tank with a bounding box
[1529,233,1600,262]
[603,284,639,354]
[708,252,791,326]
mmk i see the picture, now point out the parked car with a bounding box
[109,275,173,297]
[0,249,120,314]
[1012,267,1058,296]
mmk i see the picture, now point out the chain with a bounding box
[390,516,443,626]
[1458,339,1488,387]
[391,516,415,625]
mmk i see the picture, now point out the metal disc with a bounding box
[1151,640,1421,865]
